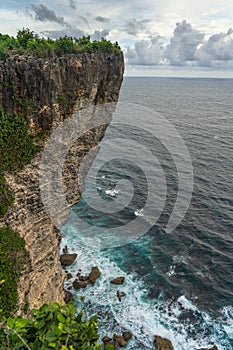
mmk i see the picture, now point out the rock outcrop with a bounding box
[0,52,124,313]
[154,335,174,350]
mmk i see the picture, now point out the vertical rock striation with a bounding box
[0,52,124,312]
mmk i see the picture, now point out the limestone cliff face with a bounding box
[0,52,124,313]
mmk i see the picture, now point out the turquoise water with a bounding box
[61,77,233,349]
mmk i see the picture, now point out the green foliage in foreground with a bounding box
[0,110,39,215]
[0,302,106,350]
[0,226,29,317]
[0,28,122,59]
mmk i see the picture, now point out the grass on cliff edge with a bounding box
[0,28,122,59]
[0,226,29,317]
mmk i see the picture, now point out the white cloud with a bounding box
[196,28,233,66]
[125,21,233,69]
[126,36,164,65]
[165,20,204,65]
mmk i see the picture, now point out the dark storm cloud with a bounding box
[79,15,90,28]
[124,18,145,36]
[165,20,204,65]
[91,29,109,41]
[95,16,109,23]
[68,0,78,10]
[29,4,69,26]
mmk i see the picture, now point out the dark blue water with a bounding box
[62,77,233,349]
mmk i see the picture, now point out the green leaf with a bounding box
[15,318,28,329]
[7,317,14,328]
[105,345,114,350]
[48,342,57,348]
[57,313,65,323]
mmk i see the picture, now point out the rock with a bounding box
[154,335,174,350]
[102,336,112,343]
[79,275,89,281]
[122,331,133,341]
[64,290,73,303]
[72,279,88,289]
[110,276,125,285]
[0,53,124,314]
[62,245,68,253]
[88,266,101,284]
[198,347,218,350]
[60,253,77,266]
[66,273,73,280]
[113,334,127,347]
[117,291,126,301]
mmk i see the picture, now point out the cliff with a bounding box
[0,52,124,313]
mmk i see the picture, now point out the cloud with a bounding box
[91,29,109,41]
[126,20,233,68]
[95,16,109,23]
[41,28,84,39]
[29,4,69,26]
[124,18,146,36]
[126,36,164,65]
[196,28,233,66]
[165,20,204,65]
[68,0,77,10]
[79,15,90,28]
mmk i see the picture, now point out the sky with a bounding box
[0,0,233,77]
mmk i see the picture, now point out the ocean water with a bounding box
[61,77,233,349]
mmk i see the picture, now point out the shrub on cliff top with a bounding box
[0,301,104,349]
[0,28,122,59]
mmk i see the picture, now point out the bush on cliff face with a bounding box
[0,110,39,172]
[0,226,29,317]
[0,302,104,350]
[0,110,39,215]
[0,28,122,59]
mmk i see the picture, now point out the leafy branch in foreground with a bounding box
[0,302,103,350]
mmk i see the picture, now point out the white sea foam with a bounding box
[61,224,232,350]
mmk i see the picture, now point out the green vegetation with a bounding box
[0,28,122,59]
[0,173,14,216]
[0,109,39,216]
[0,301,109,350]
[0,226,29,317]
[0,110,39,172]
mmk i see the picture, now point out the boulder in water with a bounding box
[154,335,174,350]
[110,276,125,285]
[117,290,126,301]
[60,253,77,266]
[198,347,218,350]
[113,334,127,347]
[88,266,101,284]
[122,331,133,341]
[64,290,73,303]
[72,279,88,289]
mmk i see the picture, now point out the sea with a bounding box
[61,77,233,350]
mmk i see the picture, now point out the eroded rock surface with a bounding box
[0,52,124,313]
